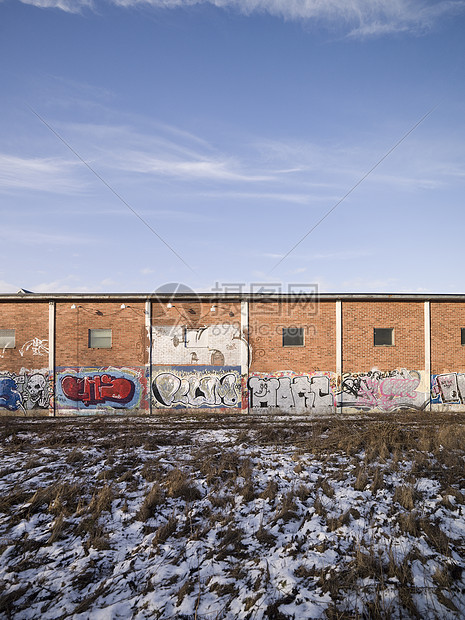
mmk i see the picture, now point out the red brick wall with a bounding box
[7,298,465,385]
[431,302,465,374]
[0,301,49,373]
[249,300,336,373]
[342,301,424,372]
[55,301,147,368]
[151,301,241,329]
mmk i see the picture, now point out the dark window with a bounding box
[88,329,112,348]
[461,328,465,346]
[0,329,15,349]
[374,328,393,346]
[283,327,304,347]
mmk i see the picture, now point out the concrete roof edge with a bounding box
[2,292,465,302]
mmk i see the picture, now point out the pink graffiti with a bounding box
[341,370,422,411]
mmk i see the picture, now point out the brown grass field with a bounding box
[0,411,464,619]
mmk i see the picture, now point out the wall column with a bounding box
[336,299,342,413]
[145,299,152,415]
[241,300,249,413]
[48,300,56,417]
[424,300,431,411]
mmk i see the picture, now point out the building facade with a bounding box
[1,291,464,415]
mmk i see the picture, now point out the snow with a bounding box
[0,414,464,619]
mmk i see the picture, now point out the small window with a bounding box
[374,328,393,346]
[0,329,15,349]
[283,327,304,347]
[461,328,465,346]
[88,329,112,348]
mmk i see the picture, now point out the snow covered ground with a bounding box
[0,413,465,619]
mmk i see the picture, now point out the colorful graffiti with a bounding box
[431,372,465,404]
[337,369,427,411]
[248,372,336,412]
[0,370,50,412]
[152,366,241,408]
[56,367,146,412]
[61,374,135,406]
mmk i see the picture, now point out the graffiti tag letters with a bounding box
[248,374,334,411]
[338,369,425,411]
[61,374,135,406]
[152,366,241,408]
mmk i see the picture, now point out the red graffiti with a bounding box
[61,374,135,406]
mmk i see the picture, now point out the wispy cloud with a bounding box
[32,275,125,293]
[19,0,465,36]
[20,0,93,12]
[54,121,271,183]
[259,249,373,261]
[0,154,86,194]
[0,280,20,294]
[114,151,271,182]
[1,225,95,246]
[199,191,332,204]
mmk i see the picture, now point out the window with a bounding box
[88,329,112,348]
[461,328,465,346]
[374,328,393,346]
[283,327,304,347]
[0,329,15,349]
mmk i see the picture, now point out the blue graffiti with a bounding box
[0,377,23,411]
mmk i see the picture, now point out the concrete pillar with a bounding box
[145,299,152,415]
[48,301,55,417]
[241,300,249,413]
[336,299,342,413]
[425,300,431,411]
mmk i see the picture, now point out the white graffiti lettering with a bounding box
[19,338,49,357]
[248,374,334,412]
[153,370,241,408]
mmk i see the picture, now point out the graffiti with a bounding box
[19,338,49,357]
[152,325,245,366]
[0,376,23,411]
[152,366,241,408]
[0,370,50,412]
[248,372,335,412]
[431,373,465,404]
[61,374,135,406]
[56,367,146,412]
[337,369,426,411]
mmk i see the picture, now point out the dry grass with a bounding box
[152,515,177,545]
[393,484,421,511]
[165,468,202,502]
[136,483,165,521]
[1,412,465,619]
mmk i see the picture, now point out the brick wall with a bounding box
[249,300,336,373]
[0,301,49,373]
[431,302,465,374]
[3,295,465,414]
[55,301,147,368]
[342,301,424,372]
[151,301,241,330]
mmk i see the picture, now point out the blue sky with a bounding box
[1,0,465,293]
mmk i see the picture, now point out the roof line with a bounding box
[3,292,465,302]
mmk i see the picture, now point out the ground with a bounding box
[0,412,465,619]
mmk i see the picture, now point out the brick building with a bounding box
[1,291,464,415]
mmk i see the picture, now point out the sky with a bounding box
[1,0,465,294]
